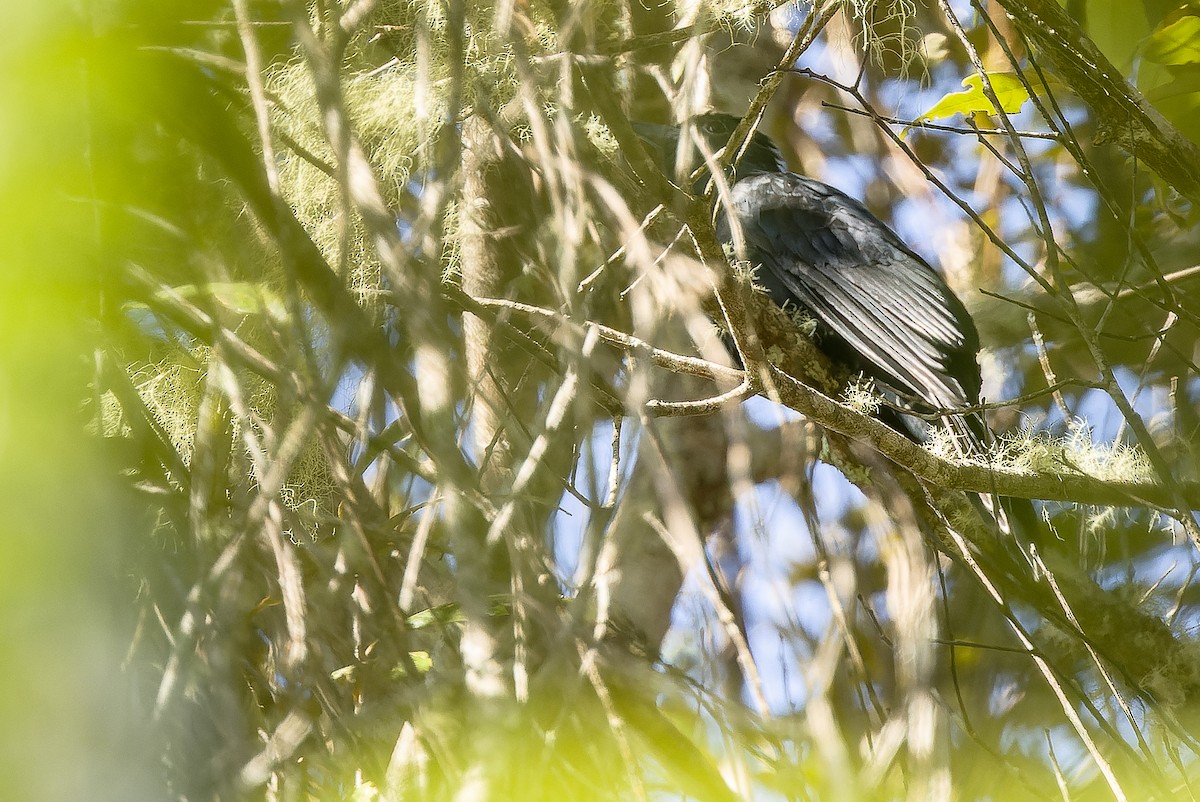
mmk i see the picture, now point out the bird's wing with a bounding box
[724,172,981,414]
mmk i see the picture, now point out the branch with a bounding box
[460,288,1200,510]
[757,405,1200,509]
[994,0,1200,204]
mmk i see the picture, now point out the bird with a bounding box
[632,111,989,456]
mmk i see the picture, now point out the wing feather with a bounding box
[722,172,983,447]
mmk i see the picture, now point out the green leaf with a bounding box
[1145,70,1200,104]
[1082,1,1152,72]
[915,72,1034,124]
[408,650,433,674]
[406,603,465,629]
[154,282,289,322]
[391,651,434,678]
[1144,14,1200,65]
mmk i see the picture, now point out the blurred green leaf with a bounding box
[150,282,289,322]
[1080,0,1153,71]
[1145,70,1200,103]
[391,651,433,679]
[1144,14,1200,65]
[409,650,433,673]
[406,603,465,629]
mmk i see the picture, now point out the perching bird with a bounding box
[633,112,988,455]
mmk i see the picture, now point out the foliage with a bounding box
[30,0,1200,800]
[914,71,1035,126]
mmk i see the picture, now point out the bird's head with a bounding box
[632,112,787,190]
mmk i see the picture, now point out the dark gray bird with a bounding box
[633,112,986,454]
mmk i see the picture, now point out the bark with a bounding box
[996,0,1200,203]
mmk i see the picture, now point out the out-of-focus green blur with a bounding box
[5,0,1200,798]
[0,3,158,800]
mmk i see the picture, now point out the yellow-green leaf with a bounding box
[391,650,433,678]
[915,72,1033,124]
[1144,15,1200,66]
[408,650,433,674]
